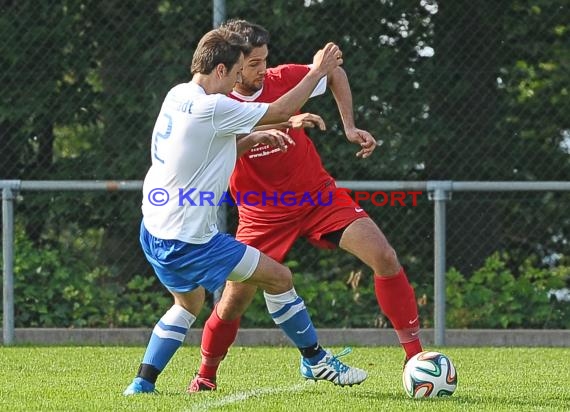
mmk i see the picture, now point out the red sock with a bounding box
[198,306,241,379]
[374,268,423,359]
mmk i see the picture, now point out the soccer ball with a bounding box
[402,351,457,398]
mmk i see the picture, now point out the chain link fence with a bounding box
[1,0,569,330]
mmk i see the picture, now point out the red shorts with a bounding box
[235,183,369,262]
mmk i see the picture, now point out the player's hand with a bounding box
[287,113,326,131]
[345,127,378,158]
[249,129,295,152]
[312,42,343,75]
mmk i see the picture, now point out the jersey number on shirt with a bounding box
[153,113,173,164]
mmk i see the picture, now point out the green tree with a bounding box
[2,0,568,327]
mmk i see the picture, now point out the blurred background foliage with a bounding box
[1,0,569,328]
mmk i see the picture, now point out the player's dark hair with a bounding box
[220,19,270,51]
[190,28,251,75]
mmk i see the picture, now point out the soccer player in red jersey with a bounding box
[189,20,424,392]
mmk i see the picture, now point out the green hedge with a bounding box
[9,226,569,329]
[444,252,570,328]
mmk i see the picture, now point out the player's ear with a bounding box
[215,63,226,79]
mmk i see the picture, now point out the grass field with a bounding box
[2,346,569,411]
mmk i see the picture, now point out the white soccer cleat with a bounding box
[300,347,368,386]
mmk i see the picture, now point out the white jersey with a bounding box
[142,81,269,243]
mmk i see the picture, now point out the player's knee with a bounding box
[217,293,251,318]
[374,245,400,274]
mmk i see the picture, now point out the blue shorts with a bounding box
[140,221,259,293]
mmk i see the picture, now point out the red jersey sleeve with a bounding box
[263,64,312,98]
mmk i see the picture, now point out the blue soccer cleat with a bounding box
[123,377,157,395]
[300,347,368,386]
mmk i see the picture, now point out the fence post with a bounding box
[428,181,452,346]
[212,0,226,305]
[212,0,226,28]
[2,187,16,345]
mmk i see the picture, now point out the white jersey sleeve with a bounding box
[311,75,327,98]
[213,95,269,135]
[307,64,327,98]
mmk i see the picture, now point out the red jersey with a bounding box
[229,64,333,217]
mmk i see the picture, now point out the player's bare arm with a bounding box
[253,113,326,132]
[328,66,377,158]
[288,113,326,130]
[258,42,343,125]
[252,122,290,132]
[236,129,295,158]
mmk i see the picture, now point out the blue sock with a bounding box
[264,288,320,349]
[140,305,195,377]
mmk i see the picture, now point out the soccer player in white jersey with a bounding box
[123,28,367,395]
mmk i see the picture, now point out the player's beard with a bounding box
[238,77,263,95]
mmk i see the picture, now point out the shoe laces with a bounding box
[325,347,353,373]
